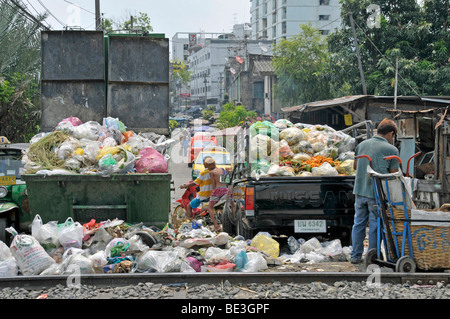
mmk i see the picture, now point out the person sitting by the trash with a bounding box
[203,157,228,232]
[179,156,213,219]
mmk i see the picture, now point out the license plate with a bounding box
[0,175,16,186]
[294,219,326,233]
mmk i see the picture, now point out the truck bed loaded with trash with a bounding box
[221,119,374,245]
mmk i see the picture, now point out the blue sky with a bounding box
[25,0,252,39]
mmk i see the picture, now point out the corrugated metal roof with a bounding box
[281,95,369,113]
[253,60,274,75]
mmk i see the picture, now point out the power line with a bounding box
[37,0,66,28]
[5,0,50,30]
[26,0,52,29]
[350,14,422,98]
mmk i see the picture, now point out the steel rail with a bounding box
[0,272,448,290]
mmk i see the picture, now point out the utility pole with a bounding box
[203,73,208,109]
[350,13,367,95]
[394,56,399,109]
[95,0,101,30]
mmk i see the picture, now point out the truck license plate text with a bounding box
[294,219,326,233]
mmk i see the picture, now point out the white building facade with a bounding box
[250,0,342,42]
[172,24,273,110]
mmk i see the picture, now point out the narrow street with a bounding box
[169,128,194,201]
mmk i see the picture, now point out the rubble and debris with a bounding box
[0,211,355,276]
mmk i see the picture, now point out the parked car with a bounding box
[192,146,232,180]
[0,140,30,242]
[189,132,217,166]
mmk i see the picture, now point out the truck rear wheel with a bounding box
[220,202,234,235]
[236,209,254,240]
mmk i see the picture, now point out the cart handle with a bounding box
[355,155,373,168]
[384,155,402,164]
[355,155,372,162]
[406,152,421,177]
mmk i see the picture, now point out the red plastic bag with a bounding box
[61,115,83,126]
[134,148,168,173]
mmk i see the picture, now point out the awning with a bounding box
[281,95,370,113]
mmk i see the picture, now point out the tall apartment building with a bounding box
[250,0,341,42]
[171,24,273,110]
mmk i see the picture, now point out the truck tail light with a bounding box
[245,186,254,216]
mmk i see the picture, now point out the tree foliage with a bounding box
[201,105,216,121]
[327,0,450,96]
[0,1,43,142]
[172,60,191,84]
[216,103,257,129]
[121,12,153,33]
[272,24,333,107]
[272,0,450,106]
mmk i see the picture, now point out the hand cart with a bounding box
[356,152,421,273]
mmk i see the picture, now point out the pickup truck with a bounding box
[221,121,373,245]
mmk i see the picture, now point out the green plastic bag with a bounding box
[249,121,279,141]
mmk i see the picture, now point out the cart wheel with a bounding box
[171,205,187,229]
[395,256,416,273]
[364,248,379,268]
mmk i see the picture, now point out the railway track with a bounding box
[0,271,448,290]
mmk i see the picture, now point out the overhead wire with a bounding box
[348,12,422,98]
[1,0,50,30]
[26,0,52,29]
[36,0,67,28]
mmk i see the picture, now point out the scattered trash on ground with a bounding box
[0,214,354,277]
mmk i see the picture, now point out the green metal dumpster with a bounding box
[21,173,171,229]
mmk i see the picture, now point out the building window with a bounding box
[320,0,330,5]
[320,30,330,35]
[253,82,264,98]
[319,15,330,20]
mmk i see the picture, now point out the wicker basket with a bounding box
[388,208,450,270]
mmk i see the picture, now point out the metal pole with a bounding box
[204,73,208,108]
[394,57,398,109]
[350,14,367,95]
[95,0,101,30]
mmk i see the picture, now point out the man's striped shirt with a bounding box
[194,169,213,200]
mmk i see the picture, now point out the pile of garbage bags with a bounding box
[22,116,175,176]
[0,214,353,277]
[249,119,356,178]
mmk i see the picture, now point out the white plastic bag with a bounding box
[61,248,94,274]
[136,250,187,273]
[31,214,43,239]
[7,227,56,276]
[204,247,232,264]
[35,220,60,253]
[242,252,268,272]
[0,259,18,277]
[58,218,84,250]
[319,239,343,259]
[299,237,322,254]
[311,162,338,177]
[0,241,12,261]
[89,250,108,268]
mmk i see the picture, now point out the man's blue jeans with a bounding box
[351,195,378,260]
